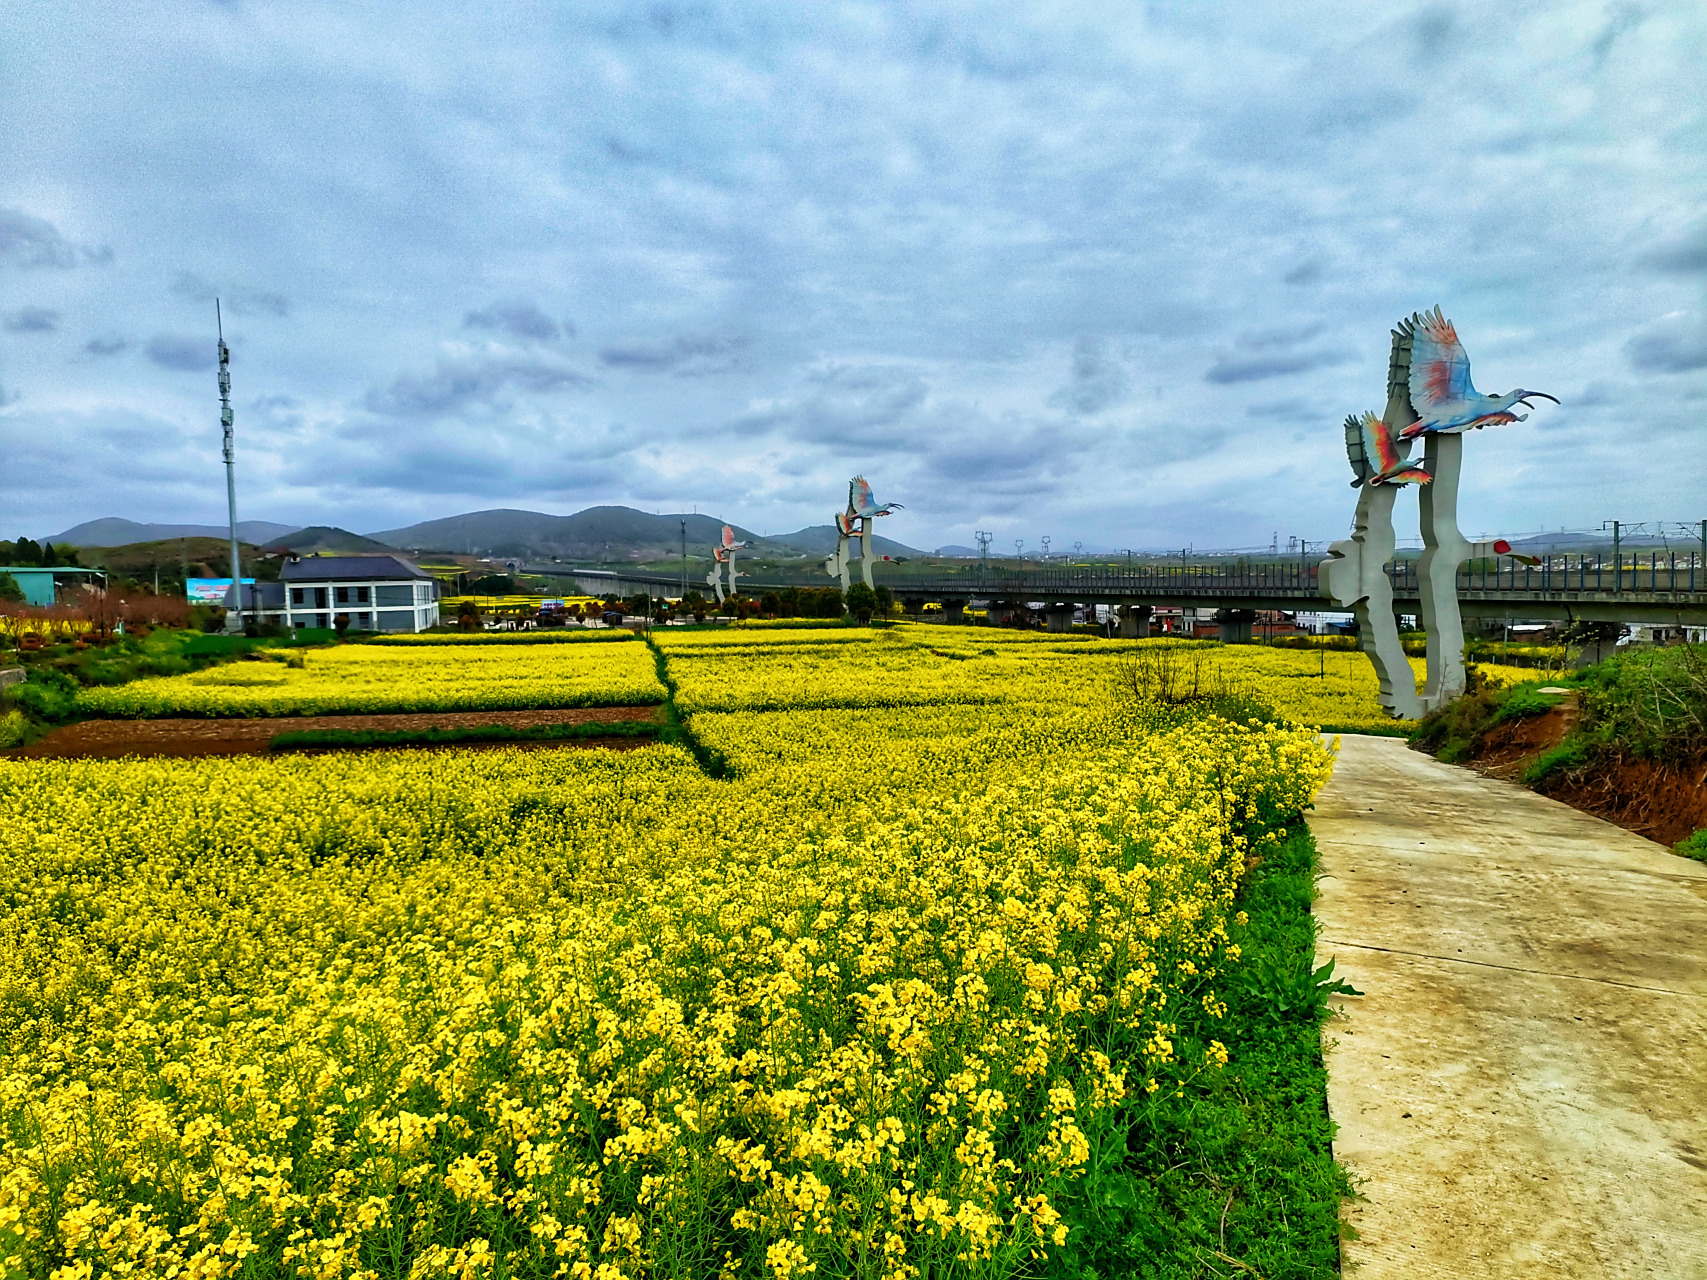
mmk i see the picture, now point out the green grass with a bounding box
[1052,825,1352,1279]
[360,630,637,646]
[268,720,659,752]
[1675,828,1707,863]
[1316,721,1410,739]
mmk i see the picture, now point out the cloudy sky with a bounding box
[3,1,1703,551]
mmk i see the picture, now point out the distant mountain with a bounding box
[55,517,302,547]
[767,524,926,559]
[933,544,979,558]
[263,526,396,554]
[370,506,802,560]
[1505,531,1680,554]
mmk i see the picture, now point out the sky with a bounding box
[2,1,1704,553]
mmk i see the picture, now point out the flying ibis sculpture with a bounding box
[825,476,902,593]
[706,525,749,604]
[1321,308,1556,718]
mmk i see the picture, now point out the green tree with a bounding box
[0,572,23,602]
[875,584,894,617]
[845,581,877,623]
[760,591,781,617]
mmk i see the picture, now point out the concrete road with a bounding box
[1311,734,1707,1278]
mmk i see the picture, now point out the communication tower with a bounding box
[217,302,243,631]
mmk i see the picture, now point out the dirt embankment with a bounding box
[9,705,663,760]
[1446,698,1707,848]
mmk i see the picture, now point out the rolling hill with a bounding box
[368,506,923,561]
[54,517,302,547]
[262,526,397,554]
[765,523,924,560]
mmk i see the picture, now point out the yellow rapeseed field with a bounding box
[0,626,1349,1279]
[75,638,665,718]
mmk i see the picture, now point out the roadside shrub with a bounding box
[1676,828,1707,862]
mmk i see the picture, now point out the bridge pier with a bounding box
[1045,603,1074,633]
[1216,608,1257,644]
[902,596,927,618]
[941,598,966,624]
[1116,604,1153,639]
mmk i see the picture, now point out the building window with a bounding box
[314,587,328,608]
[335,586,350,605]
[356,586,370,604]
[290,588,305,606]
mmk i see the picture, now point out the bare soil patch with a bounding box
[10,706,663,760]
[1444,696,1707,847]
[1468,702,1573,781]
[1533,754,1707,849]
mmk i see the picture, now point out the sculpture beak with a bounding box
[1525,391,1560,405]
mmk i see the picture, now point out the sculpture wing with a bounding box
[849,475,876,516]
[1344,414,1371,485]
[1408,306,1475,414]
[721,525,736,549]
[1360,411,1402,471]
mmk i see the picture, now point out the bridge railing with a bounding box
[877,552,1707,598]
[1386,552,1707,595]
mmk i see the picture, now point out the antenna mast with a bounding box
[217,301,243,632]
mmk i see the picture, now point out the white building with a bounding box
[278,555,440,632]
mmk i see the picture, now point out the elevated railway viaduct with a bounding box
[545,553,1707,637]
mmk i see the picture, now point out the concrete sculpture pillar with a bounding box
[1417,433,1470,711]
[1321,481,1422,720]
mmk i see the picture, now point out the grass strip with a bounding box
[360,629,637,645]
[268,720,659,752]
[1315,721,1410,738]
[1058,824,1352,1278]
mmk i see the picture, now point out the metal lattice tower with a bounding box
[217,301,243,631]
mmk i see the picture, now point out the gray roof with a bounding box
[280,555,432,582]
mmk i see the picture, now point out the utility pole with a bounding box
[680,518,687,603]
[217,301,243,632]
[1601,519,1621,594]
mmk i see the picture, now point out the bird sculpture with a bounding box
[1348,412,1432,487]
[848,476,901,519]
[1399,306,1558,439]
[719,525,751,552]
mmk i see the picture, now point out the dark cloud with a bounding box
[1410,5,1458,65]
[1245,398,1319,421]
[1637,222,1707,274]
[1049,338,1129,416]
[4,306,59,333]
[145,334,217,371]
[0,207,108,268]
[1283,259,1324,286]
[733,365,928,445]
[463,300,567,343]
[1205,349,1347,384]
[1591,3,1646,70]
[84,335,127,356]
[171,271,290,318]
[364,349,595,416]
[1625,314,1707,374]
[598,333,748,375]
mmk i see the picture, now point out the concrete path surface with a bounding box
[1311,734,1707,1278]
